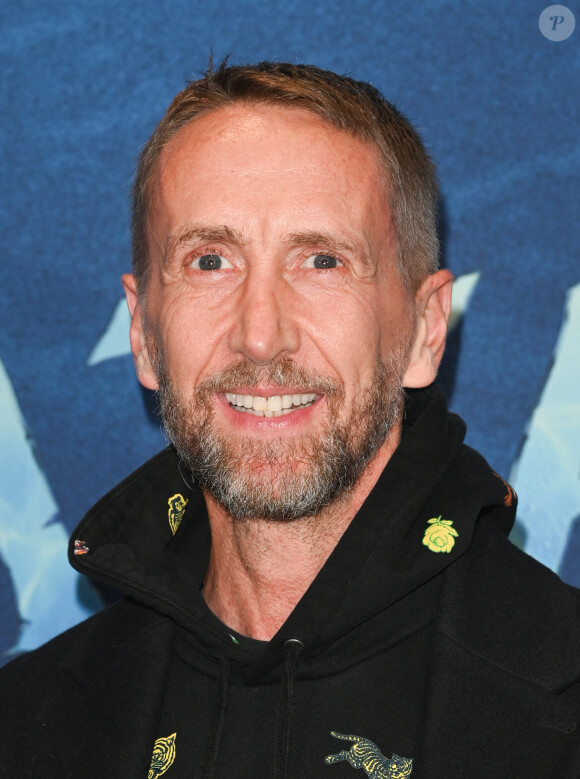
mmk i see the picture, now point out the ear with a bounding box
[403,269,454,388]
[121,274,159,391]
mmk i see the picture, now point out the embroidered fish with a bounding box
[148,732,176,778]
[325,731,412,778]
[167,494,188,535]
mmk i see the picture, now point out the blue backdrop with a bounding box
[1,0,578,663]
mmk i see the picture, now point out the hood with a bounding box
[69,385,516,678]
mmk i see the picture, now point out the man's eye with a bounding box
[191,254,234,271]
[301,254,342,269]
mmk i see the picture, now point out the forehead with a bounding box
[161,102,383,167]
[149,104,393,252]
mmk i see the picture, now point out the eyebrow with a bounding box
[163,224,248,267]
[284,230,372,267]
[161,225,373,268]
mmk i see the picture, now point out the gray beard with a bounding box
[156,353,407,522]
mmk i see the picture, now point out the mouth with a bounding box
[224,392,318,418]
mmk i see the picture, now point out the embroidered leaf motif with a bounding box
[492,470,517,507]
[168,494,188,535]
[149,732,177,779]
[325,731,413,777]
[422,515,458,554]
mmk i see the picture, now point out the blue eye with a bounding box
[192,254,233,270]
[302,254,342,269]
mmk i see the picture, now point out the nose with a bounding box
[228,271,300,364]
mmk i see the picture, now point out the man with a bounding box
[1,61,580,778]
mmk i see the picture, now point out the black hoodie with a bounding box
[1,386,580,778]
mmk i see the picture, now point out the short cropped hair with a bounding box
[131,60,439,297]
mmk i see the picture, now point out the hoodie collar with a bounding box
[70,385,515,668]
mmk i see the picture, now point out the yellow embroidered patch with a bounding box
[168,494,188,535]
[148,732,176,779]
[422,515,458,553]
[325,731,412,777]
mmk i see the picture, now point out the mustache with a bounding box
[193,356,343,400]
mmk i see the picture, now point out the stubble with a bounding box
[154,348,409,522]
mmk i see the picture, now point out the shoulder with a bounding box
[0,599,173,774]
[0,597,171,708]
[442,516,580,691]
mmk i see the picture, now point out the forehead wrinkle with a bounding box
[161,223,249,269]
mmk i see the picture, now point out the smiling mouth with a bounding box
[224,392,318,418]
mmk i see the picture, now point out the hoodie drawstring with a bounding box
[273,638,304,779]
[200,658,230,779]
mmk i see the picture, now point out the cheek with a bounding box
[373,270,416,357]
[307,284,413,388]
[150,294,229,386]
[301,292,384,383]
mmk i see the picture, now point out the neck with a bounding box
[202,425,401,640]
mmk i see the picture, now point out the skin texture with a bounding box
[123,105,453,639]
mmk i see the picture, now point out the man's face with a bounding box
[134,105,418,519]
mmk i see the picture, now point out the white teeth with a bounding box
[253,396,267,412]
[267,395,282,412]
[225,392,317,417]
